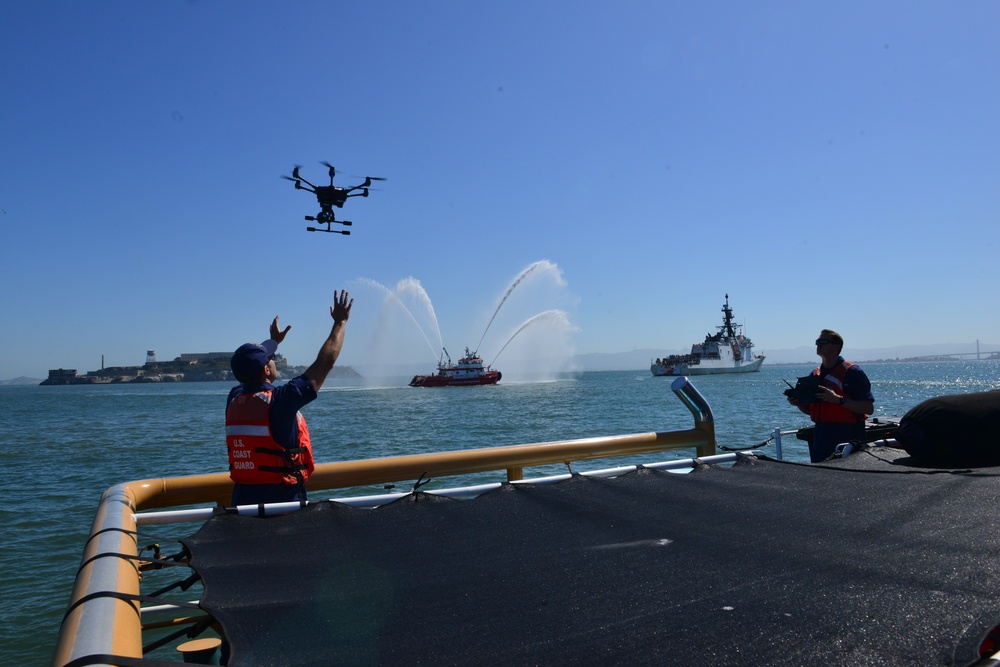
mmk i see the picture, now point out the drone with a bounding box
[282,162,385,235]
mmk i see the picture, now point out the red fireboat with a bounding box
[409,347,502,387]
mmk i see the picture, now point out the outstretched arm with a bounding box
[270,316,291,344]
[304,290,353,393]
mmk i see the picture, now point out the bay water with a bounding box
[3,361,997,665]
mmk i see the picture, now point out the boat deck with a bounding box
[184,449,1000,666]
[51,377,1000,666]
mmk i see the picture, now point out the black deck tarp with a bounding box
[183,451,1000,666]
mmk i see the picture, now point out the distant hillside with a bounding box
[572,350,664,371]
[0,376,43,386]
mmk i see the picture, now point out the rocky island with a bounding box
[40,352,360,385]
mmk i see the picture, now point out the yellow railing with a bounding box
[53,377,715,666]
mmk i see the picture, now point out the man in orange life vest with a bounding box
[787,329,875,463]
[226,290,353,505]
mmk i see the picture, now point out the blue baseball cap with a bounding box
[231,339,278,381]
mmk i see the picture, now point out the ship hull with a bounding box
[651,355,765,377]
[410,371,502,387]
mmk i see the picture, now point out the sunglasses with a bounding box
[815,338,833,345]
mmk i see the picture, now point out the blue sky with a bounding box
[2,1,998,379]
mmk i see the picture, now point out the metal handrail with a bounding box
[52,377,715,667]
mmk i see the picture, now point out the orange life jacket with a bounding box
[226,389,314,485]
[809,360,867,425]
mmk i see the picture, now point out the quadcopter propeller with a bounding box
[350,176,387,189]
[283,165,317,189]
[320,161,337,179]
[281,174,308,190]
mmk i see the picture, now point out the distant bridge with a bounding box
[901,351,1000,361]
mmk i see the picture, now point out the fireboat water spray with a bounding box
[395,277,444,353]
[356,260,574,380]
[488,310,572,367]
[354,277,442,361]
[476,260,561,354]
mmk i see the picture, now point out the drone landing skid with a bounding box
[305,214,352,235]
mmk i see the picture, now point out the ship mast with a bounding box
[720,294,737,339]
